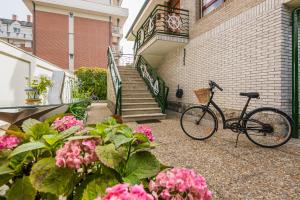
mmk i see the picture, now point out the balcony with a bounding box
[134,5,189,66]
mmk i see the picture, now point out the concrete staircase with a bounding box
[119,67,166,122]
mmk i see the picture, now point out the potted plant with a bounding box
[25,76,53,103]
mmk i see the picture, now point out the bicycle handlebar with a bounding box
[209,80,223,91]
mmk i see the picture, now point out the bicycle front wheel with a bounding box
[243,107,293,148]
[180,106,217,140]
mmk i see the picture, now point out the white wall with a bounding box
[0,39,74,125]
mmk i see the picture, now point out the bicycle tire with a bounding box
[180,106,218,140]
[243,107,293,148]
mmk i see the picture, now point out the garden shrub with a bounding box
[75,67,107,101]
[0,116,211,200]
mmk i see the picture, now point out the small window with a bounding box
[201,0,225,17]
[13,27,21,33]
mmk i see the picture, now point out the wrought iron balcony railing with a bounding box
[134,5,189,52]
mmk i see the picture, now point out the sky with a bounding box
[0,0,146,54]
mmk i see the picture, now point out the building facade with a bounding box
[24,0,128,72]
[0,15,33,53]
[126,0,300,122]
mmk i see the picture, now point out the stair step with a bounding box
[120,73,140,76]
[122,102,159,109]
[123,90,149,95]
[122,81,144,84]
[122,108,162,115]
[119,69,136,73]
[122,93,152,98]
[123,85,148,90]
[123,98,155,103]
[122,113,166,122]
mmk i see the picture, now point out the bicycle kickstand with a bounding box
[235,132,241,148]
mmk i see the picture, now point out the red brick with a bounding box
[74,16,110,69]
[34,11,69,69]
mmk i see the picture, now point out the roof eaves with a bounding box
[125,0,150,39]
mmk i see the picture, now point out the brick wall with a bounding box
[35,11,69,69]
[157,0,296,116]
[74,17,110,68]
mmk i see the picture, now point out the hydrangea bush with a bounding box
[52,115,84,132]
[0,116,211,200]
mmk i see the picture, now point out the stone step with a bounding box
[119,69,136,73]
[122,89,149,94]
[121,76,141,79]
[122,80,144,84]
[122,83,145,87]
[122,113,166,122]
[122,93,152,98]
[123,97,156,103]
[122,102,159,109]
[120,72,139,76]
[122,108,162,115]
[123,85,148,90]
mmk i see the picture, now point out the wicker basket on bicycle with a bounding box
[194,88,211,103]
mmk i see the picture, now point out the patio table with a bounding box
[0,97,84,126]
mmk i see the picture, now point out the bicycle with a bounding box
[180,81,294,148]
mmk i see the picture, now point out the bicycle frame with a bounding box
[204,90,252,130]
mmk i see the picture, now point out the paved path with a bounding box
[88,104,300,199]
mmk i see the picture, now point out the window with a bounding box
[201,0,225,17]
[13,27,21,33]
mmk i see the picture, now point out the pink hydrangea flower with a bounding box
[55,139,99,169]
[134,125,155,142]
[0,135,21,150]
[149,168,212,200]
[52,115,84,133]
[96,183,153,200]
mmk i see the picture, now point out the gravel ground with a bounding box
[87,104,300,199]
[127,117,300,200]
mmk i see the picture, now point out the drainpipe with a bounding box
[33,2,36,55]
[292,7,300,138]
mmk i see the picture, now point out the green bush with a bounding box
[75,67,107,100]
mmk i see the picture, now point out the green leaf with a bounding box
[124,151,160,183]
[133,133,150,143]
[39,193,59,200]
[21,119,40,134]
[111,134,133,149]
[0,164,14,175]
[59,126,81,139]
[95,144,124,169]
[42,135,61,146]
[103,117,118,126]
[82,174,119,200]
[67,135,100,141]
[6,176,37,200]
[9,142,46,158]
[122,174,140,185]
[30,158,75,196]
[43,126,81,146]
[118,127,134,138]
[0,174,13,187]
[30,123,57,140]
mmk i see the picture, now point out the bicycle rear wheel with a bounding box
[180,106,217,140]
[243,107,293,148]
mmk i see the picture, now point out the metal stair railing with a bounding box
[108,47,122,115]
[135,56,169,113]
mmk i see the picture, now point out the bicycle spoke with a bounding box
[245,108,292,147]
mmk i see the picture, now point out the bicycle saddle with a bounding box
[240,92,260,98]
